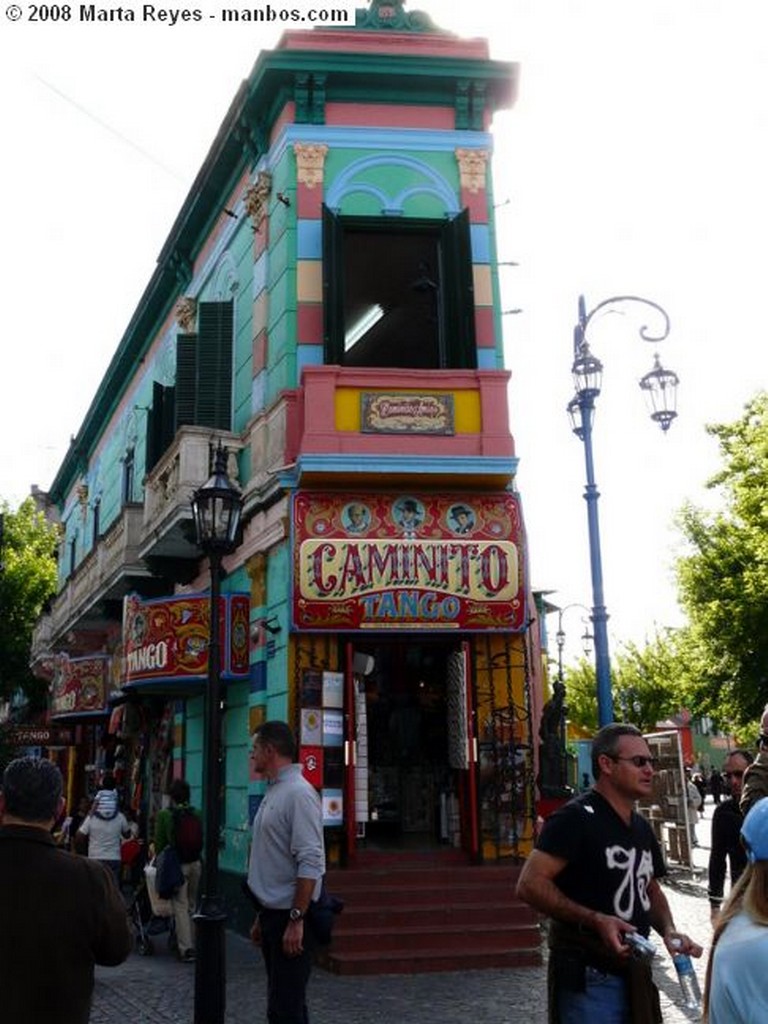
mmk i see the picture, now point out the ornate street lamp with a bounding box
[190,444,243,1024]
[568,295,679,728]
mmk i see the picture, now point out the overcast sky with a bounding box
[1,0,766,666]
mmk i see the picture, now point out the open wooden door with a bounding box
[447,641,479,859]
[344,641,358,864]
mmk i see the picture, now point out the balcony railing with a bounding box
[30,503,146,658]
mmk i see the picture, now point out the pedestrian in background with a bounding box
[0,757,131,1024]
[77,781,137,886]
[153,777,203,963]
[709,766,723,805]
[686,769,703,848]
[740,702,768,815]
[703,796,768,1022]
[517,723,702,1024]
[246,720,325,1024]
[708,749,753,923]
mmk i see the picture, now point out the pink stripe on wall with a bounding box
[325,102,455,130]
[297,303,323,345]
[278,30,489,61]
[461,189,489,224]
[475,306,496,348]
[297,185,323,220]
[253,330,267,372]
[194,169,250,274]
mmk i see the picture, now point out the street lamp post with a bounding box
[190,444,243,1024]
[554,602,594,686]
[567,294,679,729]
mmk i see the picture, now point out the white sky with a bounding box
[1,0,766,667]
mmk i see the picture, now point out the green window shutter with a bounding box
[175,334,198,429]
[196,302,233,429]
[440,209,477,369]
[322,204,344,364]
[146,381,176,472]
[161,385,176,451]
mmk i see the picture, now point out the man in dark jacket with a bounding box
[708,748,753,922]
[0,756,132,1024]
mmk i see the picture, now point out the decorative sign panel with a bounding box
[122,592,250,687]
[50,654,110,716]
[361,392,454,435]
[293,492,525,632]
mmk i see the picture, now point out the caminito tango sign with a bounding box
[293,492,525,631]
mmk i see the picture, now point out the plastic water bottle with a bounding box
[671,941,702,1012]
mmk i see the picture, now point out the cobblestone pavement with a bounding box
[91,803,719,1023]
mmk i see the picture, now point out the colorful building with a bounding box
[31,0,542,946]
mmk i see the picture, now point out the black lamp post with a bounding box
[567,294,679,728]
[190,444,243,1024]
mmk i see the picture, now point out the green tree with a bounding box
[0,498,58,712]
[675,392,768,731]
[562,630,686,733]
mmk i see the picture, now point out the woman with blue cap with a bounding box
[704,796,768,1021]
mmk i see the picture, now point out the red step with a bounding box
[318,854,542,975]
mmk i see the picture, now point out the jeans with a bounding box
[558,966,630,1024]
[258,908,315,1024]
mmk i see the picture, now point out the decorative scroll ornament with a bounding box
[356,0,441,33]
[293,143,328,189]
[244,171,273,228]
[174,296,197,333]
[455,149,489,194]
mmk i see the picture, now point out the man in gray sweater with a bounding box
[247,720,325,1024]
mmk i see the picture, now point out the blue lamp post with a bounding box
[567,295,679,728]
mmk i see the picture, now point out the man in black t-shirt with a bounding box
[517,723,703,1024]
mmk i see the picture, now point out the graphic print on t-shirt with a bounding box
[606,845,654,920]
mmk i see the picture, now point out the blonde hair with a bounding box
[702,860,768,1020]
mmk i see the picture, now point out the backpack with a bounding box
[172,806,203,863]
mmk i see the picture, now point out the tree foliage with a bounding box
[674,392,768,731]
[0,498,58,711]
[563,630,687,733]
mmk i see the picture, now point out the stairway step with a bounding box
[337,903,537,928]
[319,944,543,976]
[330,921,539,954]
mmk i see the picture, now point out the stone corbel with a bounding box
[244,171,273,229]
[455,148,489,194]
[246,552,267,606]
[294,143,328,189]
[175,296,197,333]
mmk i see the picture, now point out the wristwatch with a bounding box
[289,907,305,922]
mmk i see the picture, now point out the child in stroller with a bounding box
[122,837,176,956]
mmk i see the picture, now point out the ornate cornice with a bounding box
[174,296,197,333]
[294,143,328,189]
[455,148,489,193]
[244,171,273,228]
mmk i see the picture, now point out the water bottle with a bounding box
[671,940,702,1011]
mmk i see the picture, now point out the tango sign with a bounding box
[293,492,525,631]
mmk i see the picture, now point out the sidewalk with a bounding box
[90,803,719,1023]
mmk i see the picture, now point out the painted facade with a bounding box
[31,0,542,932]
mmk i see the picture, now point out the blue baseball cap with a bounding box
[741,796,768,863]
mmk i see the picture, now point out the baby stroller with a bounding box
[123,840,176,956]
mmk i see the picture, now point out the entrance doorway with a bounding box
[352,639,463,850]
